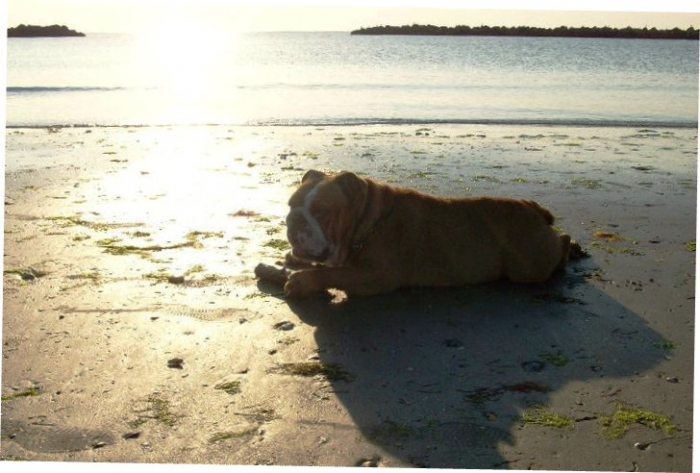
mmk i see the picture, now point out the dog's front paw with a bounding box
[284,271,319,298]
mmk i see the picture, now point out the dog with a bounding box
[284,169,574,298]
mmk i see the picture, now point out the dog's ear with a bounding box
[301,169,327,185]
[334,171,366,199]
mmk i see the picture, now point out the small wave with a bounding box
[6,86,126,94]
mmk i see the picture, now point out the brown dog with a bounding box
[284,169,573,297]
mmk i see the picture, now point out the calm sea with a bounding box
[5,32,699,127]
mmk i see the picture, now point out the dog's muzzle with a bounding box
[286,207,330,263]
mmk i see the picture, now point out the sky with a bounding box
[6,0,700,34]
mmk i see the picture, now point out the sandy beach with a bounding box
[1,124,696,471]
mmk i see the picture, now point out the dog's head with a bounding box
[286,170,368,267]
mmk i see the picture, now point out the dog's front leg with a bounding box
[284,266,398,298]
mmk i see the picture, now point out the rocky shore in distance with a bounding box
[8,24,86,37]
[351,24,699,40]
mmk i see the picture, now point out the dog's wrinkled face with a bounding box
[286,177,334,264]
[286,170,365,267]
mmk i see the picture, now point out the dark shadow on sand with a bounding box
[266,256,667,469]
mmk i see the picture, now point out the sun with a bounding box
[135,16,237,123]
[140,17,230,90]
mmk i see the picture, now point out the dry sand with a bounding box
[1,124,696,471]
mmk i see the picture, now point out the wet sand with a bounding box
[1,124,696,471]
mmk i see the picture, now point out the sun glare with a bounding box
[136,18,236,123]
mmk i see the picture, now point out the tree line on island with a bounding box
[8,24,86,37]
[351,24,699,40]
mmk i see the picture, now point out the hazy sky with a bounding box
[7,0,700,34]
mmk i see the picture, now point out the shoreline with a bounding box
[2,123,696,470]
[5,118,699,130]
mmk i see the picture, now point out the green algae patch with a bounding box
[569,178,602,190]
[100,229,223,255]
[539,352,570,367]
[99,240,195,255]
[215,380,242,396]
[519,407,573,429]
[263,239,291,252]
[653,340,678,351]
[129,394,179,428]
[185,264,205,275]
[95,237,122,246]
[148,396,178,427]
[685,239,696,252]
[599,406,675,439]
[185,230,224,241]
[143,269,174,283]
[2,386,40,401]
[268,362,354,382]
[46,215,143,231]
[208,428,257,444]
[589,242,641,255]
[46,215,110,231]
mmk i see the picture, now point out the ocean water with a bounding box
[5,31,699,127]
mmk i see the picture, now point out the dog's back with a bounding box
[362,188,569,286]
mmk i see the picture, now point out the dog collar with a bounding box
[351,206,394,254]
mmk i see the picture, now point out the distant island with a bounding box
[8,24,86,38]
[351,24,699,40]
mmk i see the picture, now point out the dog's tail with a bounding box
[568,240,588,260]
